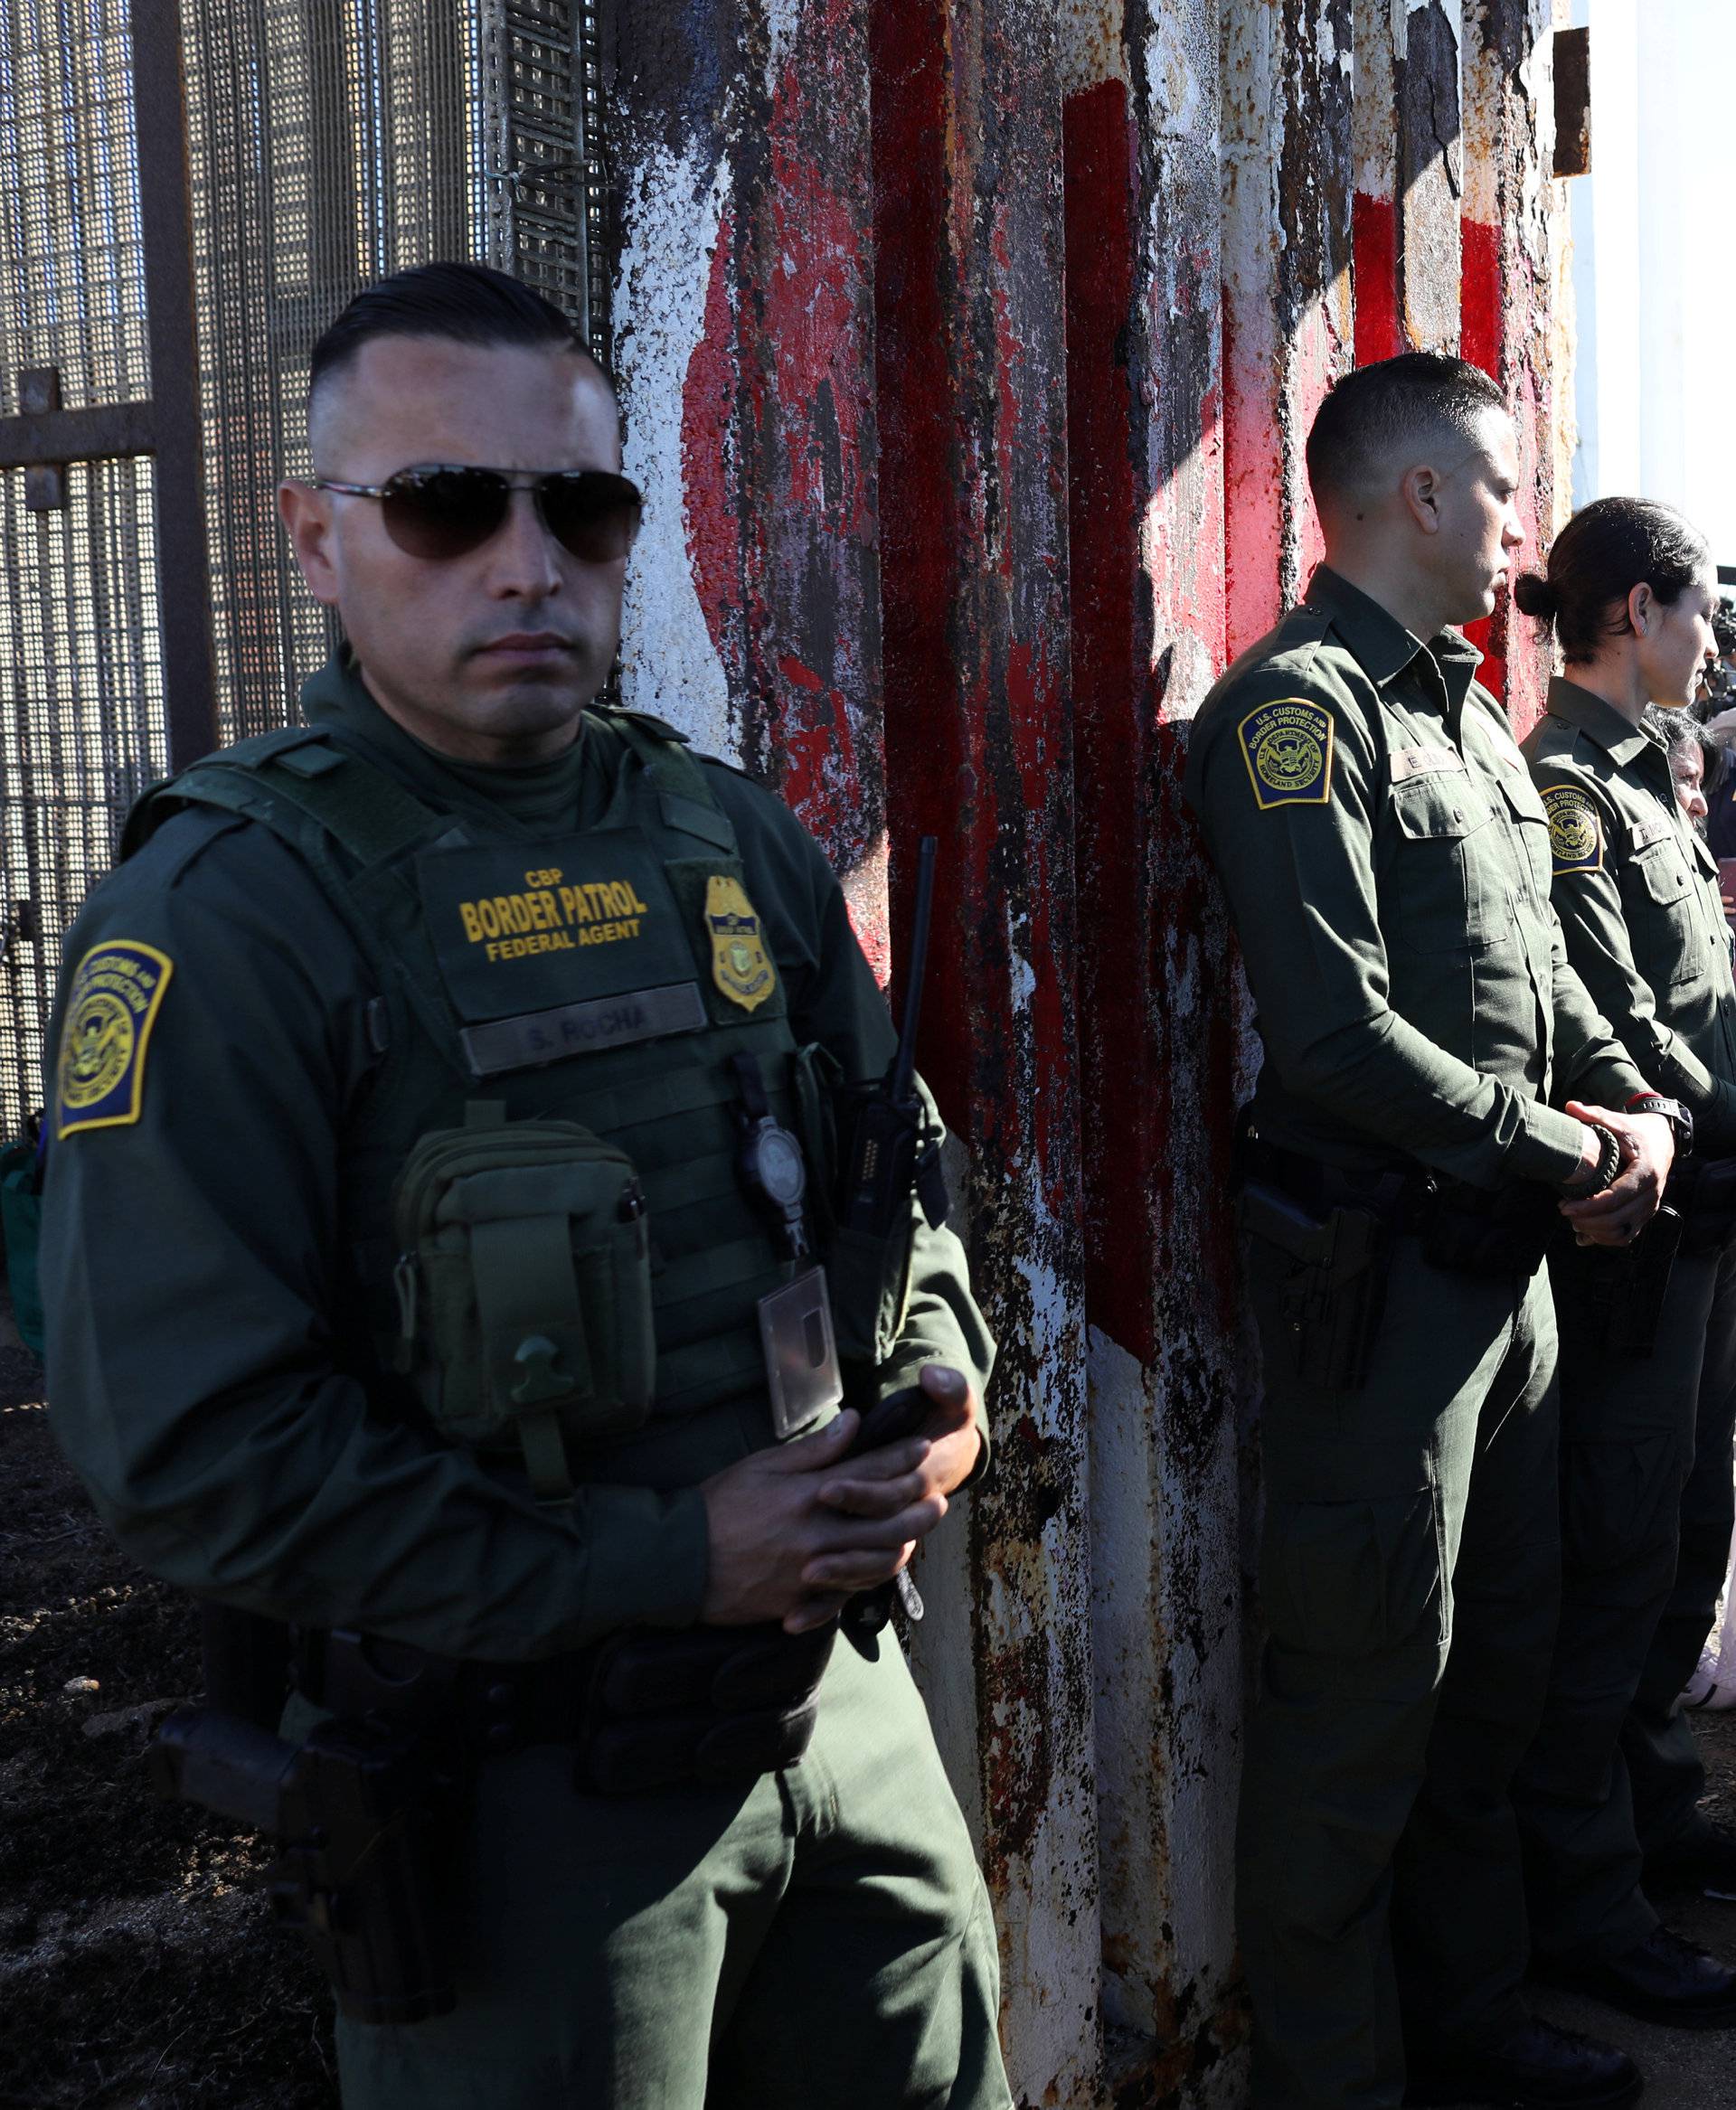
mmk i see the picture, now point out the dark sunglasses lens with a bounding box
[380,468,511,559]
[539,472,643,563]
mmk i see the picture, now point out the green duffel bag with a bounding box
[0,1137,45,1357]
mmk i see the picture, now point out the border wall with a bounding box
[601,4,1578,2102]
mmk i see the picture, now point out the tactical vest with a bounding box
[125,708,842,1491]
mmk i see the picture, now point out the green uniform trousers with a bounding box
[1240,1232,1561,2110]
[1623,1237,1736,1865]
[291,1629,1012,2110]
[1514,1243,1721,1958]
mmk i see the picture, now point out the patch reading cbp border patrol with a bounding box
[55,941,175,1138]
[1541,785,1603,874]
[1237,699,1335,809]
[705,875,777,1012]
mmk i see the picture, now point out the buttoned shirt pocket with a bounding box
[1388,774,1510,954]
[1496,772,1554,905]
[1626,837,1704,989]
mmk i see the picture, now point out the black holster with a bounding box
[149,1704,459,2026]
[1237,1166,1400,1390]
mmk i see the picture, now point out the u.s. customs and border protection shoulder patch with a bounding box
[1541,785,1603,874]
[1236,698,1335,810]
[704,875,776,1012]
[56,940,175,1138]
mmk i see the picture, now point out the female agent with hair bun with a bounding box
[1514,495,1736,2027]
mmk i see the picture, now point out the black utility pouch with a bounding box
[575,1623,836,1795]
[1575,1205,1685,1358]
[1238,1179,1395,1390]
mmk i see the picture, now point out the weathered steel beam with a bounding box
[1060,3,1252,2102]
[872,3,1102,2101]
[132,0,219,769]
[1221,0,1354,658]
[0,400,156,472]
[601,0,889,960]
[1460,0,1559,728]
[1352,0,1463,363]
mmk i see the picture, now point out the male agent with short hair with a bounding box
[1184,352,1675,2110]
[41,262,1011,2110]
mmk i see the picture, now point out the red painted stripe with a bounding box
[1062,76,1159,1361]
[1352,191,1400,364]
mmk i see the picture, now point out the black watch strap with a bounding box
[1626,1094,1694,1157]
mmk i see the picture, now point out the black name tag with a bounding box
[420,829,698,1022]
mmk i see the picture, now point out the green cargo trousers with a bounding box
[1240,1231,1561,2110]
[1514,1243,1719,1959]
[1623,1237,1736,1864]
[289,1626,1012,2110]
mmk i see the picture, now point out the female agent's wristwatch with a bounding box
[1626,1093,1695,1160]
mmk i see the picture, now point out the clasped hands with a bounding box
[1557,1098,1675,1248]
[700,1363,982,1635]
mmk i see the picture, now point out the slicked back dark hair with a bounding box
[308,260,605,400]
[1306,352,1509,505]
[1512,497,1710,661]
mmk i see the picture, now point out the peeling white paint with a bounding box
[615,142,739,762]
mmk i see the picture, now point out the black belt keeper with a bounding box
[292,1620,835,1795]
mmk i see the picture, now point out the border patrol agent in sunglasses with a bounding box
[41,260,1010,2110]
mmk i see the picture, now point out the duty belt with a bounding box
[292,1620,835,1796]
[1241,1133,1561,1279]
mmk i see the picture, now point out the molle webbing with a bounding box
[125,711,806,1425]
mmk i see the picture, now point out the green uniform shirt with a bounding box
[1520,676,1736,1151]
[40,656,993,1662]
[1183,567,1646,1184]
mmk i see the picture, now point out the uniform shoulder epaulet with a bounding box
[590,702,693,747]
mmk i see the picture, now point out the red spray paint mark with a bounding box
[1062,77,1159,1361]
[1353,191,1400,365]
[870,0,971,1118]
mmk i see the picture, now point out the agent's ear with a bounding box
[278,480,341,607]
[1401,462,1442,537]
[1628,581,1653,639]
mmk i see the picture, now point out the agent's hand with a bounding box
[699,1408,951,1636]
[1558,1101,1675,1247]
[816,1365,982,1521]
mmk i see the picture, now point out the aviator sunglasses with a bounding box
[311,464,643,564]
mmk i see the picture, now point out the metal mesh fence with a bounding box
[0,0,602,1135]
[0,1,164,1141]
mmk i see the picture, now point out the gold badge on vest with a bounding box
[705,875,778,1012]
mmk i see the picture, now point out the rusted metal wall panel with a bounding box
[600,5,1576,2104]
[601,0,891,963]
[870,5,1103,2102]
[1460,0,1559,727]
[1059,4,1250,2104]
[1352,0,1464,363]
[1221,0,1354,659]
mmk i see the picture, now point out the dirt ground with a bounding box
[0,1337,335,2110]
[7,1328,1736,2110]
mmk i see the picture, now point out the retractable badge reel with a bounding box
[733,1053,844,1438]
